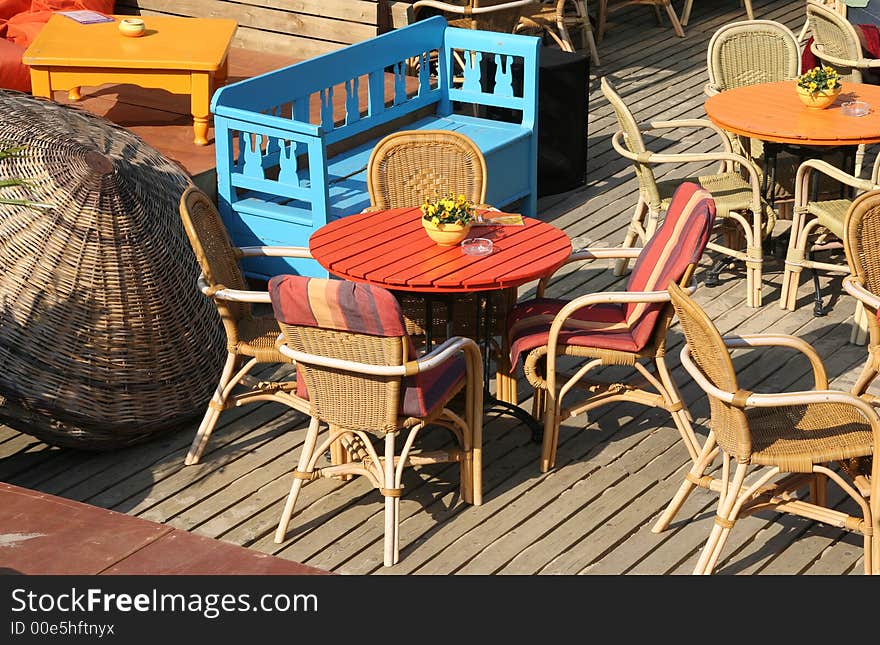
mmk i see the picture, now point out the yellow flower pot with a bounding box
[796,84,841,109]
[421,218,472,246]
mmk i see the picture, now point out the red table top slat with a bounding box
[704,81,880,146]
[309,207,572,293]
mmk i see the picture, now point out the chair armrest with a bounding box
[236,246,313,259]
[704,83,720,97]
[810,42,880,69]
[610,132,763,194]
[843,276,880,310]
[276,335,482,377]
[641,117,734,152]
[535,247,642,297]
[721,333,828,390]
[198,275,271,304]
[794,159,878,207]
[543,280,696,356]
[680,345,880,428]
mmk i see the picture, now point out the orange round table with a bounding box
[704,80,880,146]
[310,206,572,437]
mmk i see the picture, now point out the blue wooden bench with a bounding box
[210,16,540,278]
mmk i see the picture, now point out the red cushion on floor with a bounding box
[0,36,28,91]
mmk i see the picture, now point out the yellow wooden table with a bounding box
[23,14,237,145]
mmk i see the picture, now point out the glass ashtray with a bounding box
[461,237,493,256]
[842,101,870,117]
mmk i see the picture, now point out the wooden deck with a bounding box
[1,0,875,575]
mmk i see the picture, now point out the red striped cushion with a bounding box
[269,275,464,419]
[508,182,716,368]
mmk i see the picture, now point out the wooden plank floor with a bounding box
[1,0,875,575]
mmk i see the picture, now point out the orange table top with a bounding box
[23,14,237,71]
[704,80,880,146]
[309,207,572,293]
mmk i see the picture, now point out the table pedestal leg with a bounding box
[190,71,211,145]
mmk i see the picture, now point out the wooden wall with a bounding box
[116,1,393,60]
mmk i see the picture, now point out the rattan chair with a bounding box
[367,129,487,211]
[269,274,483,567]
[507,182,715,473]
[366,129,504,353]
[600,76,775,308]
[805,0,879,177]
[596,0,686,40]
[843,190,880,399]
[798,0,846,43]
[515,0,601,64]
[662,279,879,575]
[780,157,880,330]
[178,186,314,466]
[704,19,805,214]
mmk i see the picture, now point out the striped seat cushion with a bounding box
[508,182,716,367]
[269,275,465,419]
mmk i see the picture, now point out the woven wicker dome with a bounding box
[0,90,225,449]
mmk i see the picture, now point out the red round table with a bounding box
[310,206,572,433]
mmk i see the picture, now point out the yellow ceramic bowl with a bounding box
[118,18,145,37]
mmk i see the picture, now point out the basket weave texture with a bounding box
[0,90,225,450]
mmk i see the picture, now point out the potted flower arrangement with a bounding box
[421,193,475,245]
[796,65,842,109]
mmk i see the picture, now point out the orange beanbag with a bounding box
[0,1,115,92]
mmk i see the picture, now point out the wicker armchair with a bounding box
[507,182,715,473]
[805,0,879,83]
[843,189,880,397]
[515,0,601,64]
[269,274,483,567]
[366,129,503,353]
[663,279,878,575]
[178,186,313,466]
[780,157,880,330]
[704,19,807,213]
[600,76,775,308]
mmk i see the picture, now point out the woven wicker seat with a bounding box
[507,182,715,474]
[269,274,483,567]
[178,185,313,465]
[601,77,776,308]
[780,157,880,325]
[0,90,225,450]
[661,280,879,575]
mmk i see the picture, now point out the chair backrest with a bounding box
[707,19,800,92]
[178,185,251,326]
[413,0,539,32]
[367,129,488,209]
[806,0,863,81]
[667,280,752,461]
[599,76,662,210]
[844,189,880,350]
[624,182,716,351]
[269,274,413,433]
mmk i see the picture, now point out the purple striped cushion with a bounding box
[508,182,715,368]
[269,275,465,418]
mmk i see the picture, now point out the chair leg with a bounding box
[680,0,693,25]
[849,352,880,397]
[661,1,686,38]
[383,432,399,566]
[540,387,561,473]
[743,0,754,20]
[185,352,238,465]
[596,0,607,42]
[275,417,321,544]
[850,301,869,346]
[614,200,650,276]
[654,357,700,462]
[653,432,717,533]
[779,208,809,311]
[694,459,748,575]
